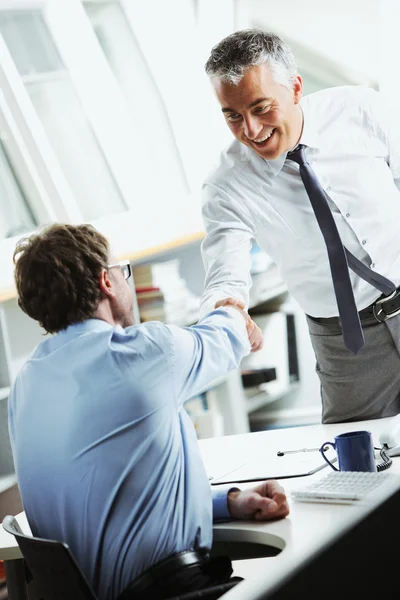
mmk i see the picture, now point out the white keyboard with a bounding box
[291,471,399,504]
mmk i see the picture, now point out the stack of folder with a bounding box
[133,259,199,326]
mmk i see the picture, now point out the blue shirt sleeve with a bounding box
[212,486,240,521]
[166,306,251,407]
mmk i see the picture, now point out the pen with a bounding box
[277,446,328,457]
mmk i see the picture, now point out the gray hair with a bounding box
[205,29,298,88]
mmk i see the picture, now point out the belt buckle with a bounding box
[372,289,400,323]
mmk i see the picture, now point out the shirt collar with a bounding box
[263,100,320,177]
[32,319,119,359]
[62,319,116,336]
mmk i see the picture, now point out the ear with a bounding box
[292,74,303,105]
[98,268,115,298]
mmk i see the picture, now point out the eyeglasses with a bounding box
[107,259,132,281]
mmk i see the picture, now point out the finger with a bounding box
[247,322,261,338]
[281,500,290,516]
[246,320,255,336]
[249,330,264,351]
[253,335,264,351]
[231,298,246,309]
[265,481,286,497]
[254,496,290,519]
[247,493,278,515]
[255,500,290,521]
[271,500,290,518]
[215,297,246,309]
[251,340,263,353]
[247,322,261,344]
[269,492,287,509]
[215,298,233,308]
[214,298,229,308]
[250,330,263,347]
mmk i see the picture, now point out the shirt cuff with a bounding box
[199,306,251,355]
[199,298,249,320]
[212,485,240,522]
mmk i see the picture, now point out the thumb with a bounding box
[248,493,278,513]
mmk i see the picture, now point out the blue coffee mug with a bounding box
[320,430,376,472]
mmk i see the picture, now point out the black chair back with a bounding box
[2,515,97,600]
[166,580,240,599]
[3,516,241,600]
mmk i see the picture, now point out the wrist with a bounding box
[227,488,241,518]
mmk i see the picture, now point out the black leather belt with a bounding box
[309,288,400,325]
[117,549,209,600]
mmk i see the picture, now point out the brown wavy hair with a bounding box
[13,224,109,334]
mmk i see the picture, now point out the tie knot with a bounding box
[287,144,307,166]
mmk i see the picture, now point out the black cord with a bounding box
[376,444,392,472]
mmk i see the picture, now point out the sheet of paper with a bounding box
[209,449,337,485]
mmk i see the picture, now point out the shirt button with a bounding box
[362,239,367,245]
[371,263,375,269]
[326,185,332,192]
[345,213,350,218]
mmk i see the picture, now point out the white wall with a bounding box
[246,0,380,83]
[379,0,400,95]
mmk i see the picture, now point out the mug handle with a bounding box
[320,441,338,471]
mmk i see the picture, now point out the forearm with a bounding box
[200,283,250,317]
[200,190,254,316]
[200,231,253,315]
[168,306,251,404]
[187,306,251,373]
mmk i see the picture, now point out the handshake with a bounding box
[215,297,264,353]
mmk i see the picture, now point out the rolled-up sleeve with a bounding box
[200,184,255,315]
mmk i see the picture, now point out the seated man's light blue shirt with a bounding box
[8,308,250,600]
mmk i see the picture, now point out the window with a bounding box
[0,10,127,221]
[0,138,37,240]
[84,1,189,198]
[0,1,209,296]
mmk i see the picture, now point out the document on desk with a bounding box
[208,450,336,485]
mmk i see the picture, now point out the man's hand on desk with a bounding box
[227,481,290,521]
[214,298,264,353]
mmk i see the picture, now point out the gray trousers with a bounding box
[306,313,400,424]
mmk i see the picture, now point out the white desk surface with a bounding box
[1,417,398,589]
[199,416,400,589]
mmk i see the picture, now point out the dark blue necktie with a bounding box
[287,144,395,354]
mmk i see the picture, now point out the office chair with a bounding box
[166,580,240,600]
[2,515,97,599]
[3,516,239,600]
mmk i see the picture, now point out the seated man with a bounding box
[9,224,289,600]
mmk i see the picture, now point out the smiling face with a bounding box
[213,63,304,160]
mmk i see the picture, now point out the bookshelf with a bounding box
[246,381,301,415]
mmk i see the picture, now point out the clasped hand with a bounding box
[214,297,264,352]
[228,481,290,521]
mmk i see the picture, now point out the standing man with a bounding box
[201,29,400,424]
[9,223,288,600]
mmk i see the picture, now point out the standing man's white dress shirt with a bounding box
[202,29,400,423]
[201,84,400,423]
[201,86,400,318]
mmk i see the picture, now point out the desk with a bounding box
[199,417,400,584]
[1,417,398,599]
